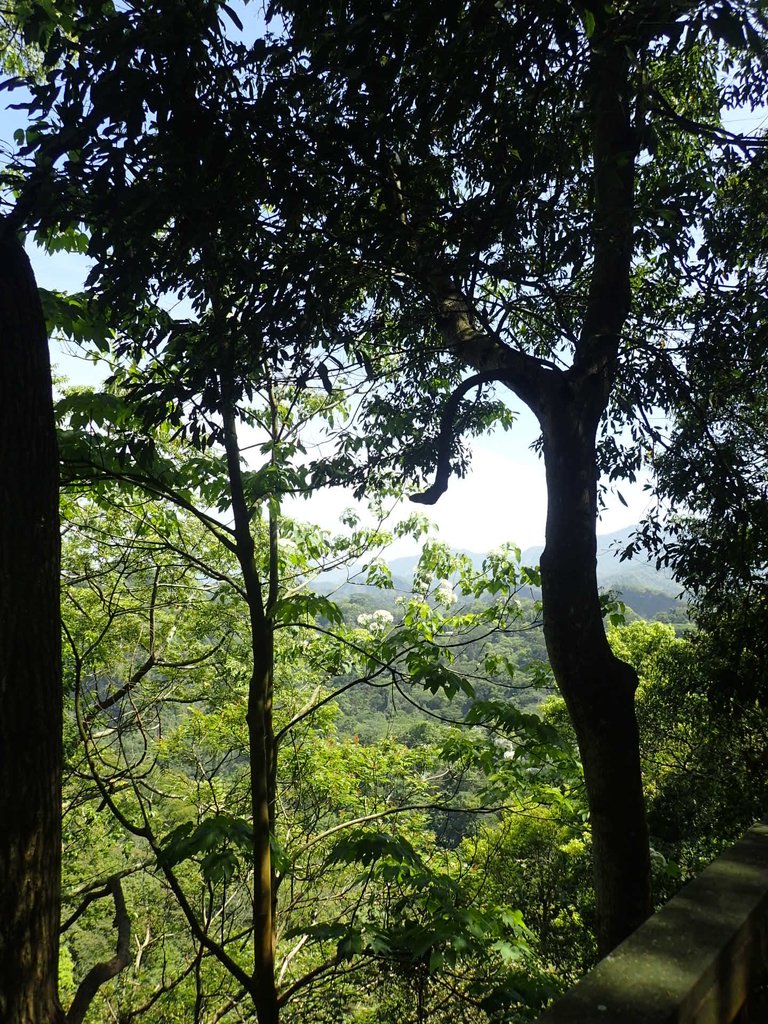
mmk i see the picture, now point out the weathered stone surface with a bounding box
[536,821,768,1024]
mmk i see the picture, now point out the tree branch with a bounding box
[423,263,556,414]
[64,877,131,1024]
[410,370,510,505]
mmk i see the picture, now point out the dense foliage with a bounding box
[54,479,768,1022]
[2,1,768,1021]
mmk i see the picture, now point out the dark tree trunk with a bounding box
[0,230,63,1022]
[248,641,279,1024]
[533,24,651,954]
[220,383,279,1024]
[404,1,651,959]
[539,380,651,954]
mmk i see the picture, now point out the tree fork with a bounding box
[536,19,651,953]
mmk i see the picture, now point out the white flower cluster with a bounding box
[356,609,394,635]
[435,581,457,607]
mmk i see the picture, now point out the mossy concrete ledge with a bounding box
[536,820,768,1024]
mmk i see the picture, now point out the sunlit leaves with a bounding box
[465,700,569,755]
[328,829,420,869]
[272,592,344,626]
[40,289,112,350]
[300,826,536,981]
[158,814,253,884]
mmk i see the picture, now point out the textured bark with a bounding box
[0,230,63,1022]
[248,636,279,1024]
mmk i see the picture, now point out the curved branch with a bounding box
[61,461,238,554]
[424,265,555,409]
[61,863,150,934]
[410,370,509,505]
[297,801,520,857]
[65,877,131,1024]
[276,954,345,1007]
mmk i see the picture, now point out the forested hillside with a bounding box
[317,524,685,622]
[51,485,767,1022]
[53,483,768,1023]
[2,2,767,1023]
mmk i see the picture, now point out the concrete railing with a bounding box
[536,821,768,1024]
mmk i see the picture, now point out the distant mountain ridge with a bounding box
[315,526,683,618]
[387,525,676,590]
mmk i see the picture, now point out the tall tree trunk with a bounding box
[0,230,63,1022]
[539,381,651,954]
[220,381,279,1024]
[248,639,279,1024]
[534,22,651,954]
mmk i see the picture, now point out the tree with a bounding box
[3,2,354,1013]
[269,0,768,951]
[0,225,63,1024]
[0,3,108,1016]
[611,621,768,886]
[466,808,595,986]
[9,0,768,964]
[54,420,554,1021]
[636,132,768,706]
[1,149,135,1024]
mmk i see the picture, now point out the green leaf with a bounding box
[39,290,112,349]
[708,9,745,48]
[200,849,239,884]
[220,2,244,31]
[270,834,292,876]
[157,814,253,882]
[284,921,349,942]
[328,829,421,868]
[364,559,394,589]
[271,592,344,626]
[408,656,475,700]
